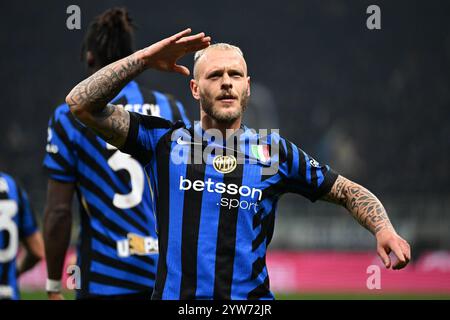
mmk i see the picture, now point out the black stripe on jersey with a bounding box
[78,195,92,299]
[310,162,318,188]
[0,262,11,285]
[253,210,262,229]
[167,94,182,122]
[298,148,307,179]
[138,87,157,116]
[285,141,293,174]
[179,147,207,298]
[261,180,285,202]
[78,175,148,235]
[89,272,152,292]
[47,151,75,175]
[250,255,266,281]
[213,149,243,299]
[247,275,270,300]
[252,212,272,252]
[152,134,173,299]
[52,115,74,145]
[90,226,154,266]
[91,250,155,280]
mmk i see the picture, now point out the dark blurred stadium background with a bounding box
[0,0,449,299]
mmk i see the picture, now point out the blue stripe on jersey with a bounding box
[90,237,155,274]
[79,186,144,234]
[316,165,325,186]
[176,101,191,127]
[162,152,188,299]
[3,174,18,201]
[90,261,154,287]
[153,91,173,121]
[195,165,222,299]
[89,282,139,296]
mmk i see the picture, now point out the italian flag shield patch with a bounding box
[251,145,270,163]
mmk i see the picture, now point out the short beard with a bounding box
[200,91,249,123]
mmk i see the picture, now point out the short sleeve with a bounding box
[121,111,174,165]
[278,137,338,202]
[43,107,77,182]
[17,187,38,239]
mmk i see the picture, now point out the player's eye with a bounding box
[207,72,222,79]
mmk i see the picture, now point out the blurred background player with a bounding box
[0,172,44,300]
[43,8,190,300]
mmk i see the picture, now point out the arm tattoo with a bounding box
[90,104,130,147]
[67,54,145,111]
[66,53,144,147]
[322,175,394,235]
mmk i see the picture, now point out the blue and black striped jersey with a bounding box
[121,113,338,300]
[0,172,38,300]
[43,80,190,298]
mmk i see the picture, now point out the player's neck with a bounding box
[200,112,242,137]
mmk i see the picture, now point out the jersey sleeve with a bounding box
[121,111,174,165]
[278,137,338,202]
[17,186,38,239]
[42,107,77,182]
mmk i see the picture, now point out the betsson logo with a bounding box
[179,176,262,212]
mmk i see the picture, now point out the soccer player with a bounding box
[64,29,411,299]
[0,172,44,300]
[43,9,190,300]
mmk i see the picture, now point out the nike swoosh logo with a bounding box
[176,136,202,145]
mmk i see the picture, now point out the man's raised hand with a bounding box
[138,28,211,76]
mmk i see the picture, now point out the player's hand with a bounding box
[375,229,411,270]
[47,292,65,300]
[137,28,211,76]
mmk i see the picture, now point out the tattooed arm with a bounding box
[66,28,210,148]
[322,175,411,270]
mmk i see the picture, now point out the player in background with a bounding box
[0,172,44,300]
[43,8,190,300]
[64,29,411,299]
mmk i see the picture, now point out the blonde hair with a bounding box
[193,43,244,78]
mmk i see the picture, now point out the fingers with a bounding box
[175,32,207,44]
[377,246,391,269]
[392,241,410,270]
[169,28,192,42]
[173,64,190,76]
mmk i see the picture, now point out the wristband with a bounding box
[46,279,62,293]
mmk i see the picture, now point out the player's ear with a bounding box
[190,79,200,100]
[247,76,251,97]
[86,51,95,68]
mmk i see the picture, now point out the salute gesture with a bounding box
[138,28,211,76]
[66,28,210,148]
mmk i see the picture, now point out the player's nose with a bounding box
[221,74,232,89]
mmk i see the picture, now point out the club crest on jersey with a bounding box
[251,145,270,163]
[213,155,237,174]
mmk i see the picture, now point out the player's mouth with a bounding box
[217,93,237,104]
